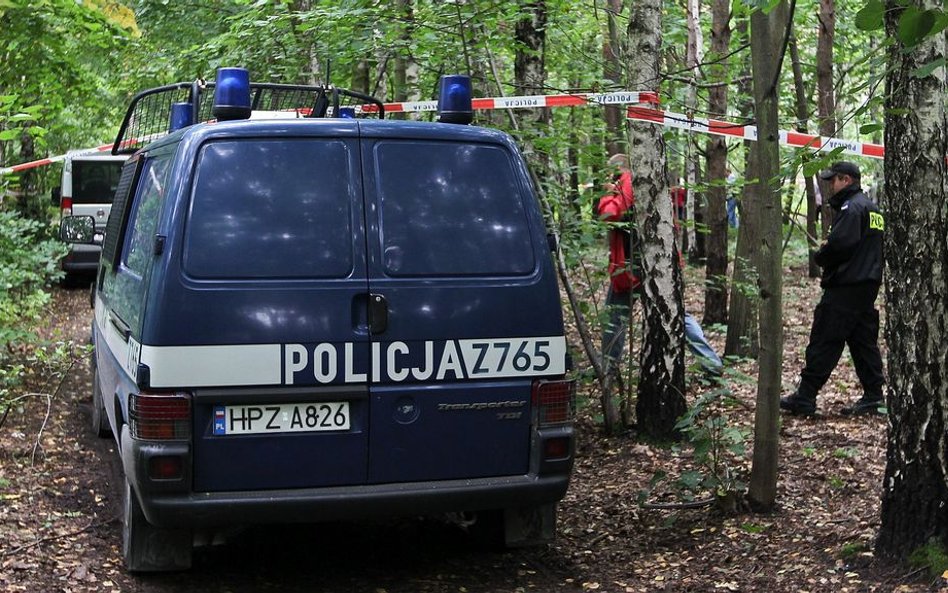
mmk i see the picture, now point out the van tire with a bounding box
[122,478,192,572]
[90,368,111,438]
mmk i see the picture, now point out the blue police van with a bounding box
[63,69,574,572]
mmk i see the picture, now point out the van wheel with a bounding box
[90,367,111,438]
[122,478,192,572]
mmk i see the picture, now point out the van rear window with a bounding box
[374,142,535,277]
[72,160,123,204]
[184,139,354,279]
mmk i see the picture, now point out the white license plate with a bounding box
[212,402,350,435]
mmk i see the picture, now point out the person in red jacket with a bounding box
[598,154,640,379]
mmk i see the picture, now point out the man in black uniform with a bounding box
[781,161,885,416]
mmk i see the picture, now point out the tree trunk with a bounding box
[724,15,758,359]
[352,60,371,95]
[746,1,788,511]
[703,0,731,326]
[816,0,836,234]
[788,32,820,278]
[627,0,686,440]
[683,0,702,261]
[602,0,624,156]
[393,0,419,120]
[725,139,760,358]
[876,0,948,560]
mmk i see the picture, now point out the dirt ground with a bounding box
[1,268,946,593]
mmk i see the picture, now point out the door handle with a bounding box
[368,293,388,335]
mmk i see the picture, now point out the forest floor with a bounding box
[1,263,946,592]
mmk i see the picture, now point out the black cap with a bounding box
[818,161,861,181]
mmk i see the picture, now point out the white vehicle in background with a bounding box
[52,151,127,282]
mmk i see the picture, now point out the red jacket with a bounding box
[597,171,640,293]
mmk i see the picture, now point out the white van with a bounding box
[53,151,128,280]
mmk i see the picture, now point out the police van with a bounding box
[52,151,128,281]
[62,69,574,572]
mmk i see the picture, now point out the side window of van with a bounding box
[103,154,173,333]
[374,142,535,277]
[125,157,172,275]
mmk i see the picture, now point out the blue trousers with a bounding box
[601,288,723,375]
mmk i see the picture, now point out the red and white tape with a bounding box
[367,90,660,113]
[627,106,885,160]
[3,91,887,175]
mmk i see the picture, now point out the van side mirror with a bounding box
[60,215,98,244]
[51,186,61,205]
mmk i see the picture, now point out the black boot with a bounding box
[841,394,884,416]
[780,391,817,416]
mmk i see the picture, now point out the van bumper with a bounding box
[121,427,572,529]
[61,244,101,273]
[140,474,570,528]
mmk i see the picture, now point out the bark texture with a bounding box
[602,0,624,156]
[788,32,820,279]
[703,0,731,325]
[747,1,788,510]
[725,15,759,359]
[816,0,836,233]
[877,0,948,559]
[627,0,686,439]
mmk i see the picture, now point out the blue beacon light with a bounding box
[213,67,252,121]
[168,102,193,132]
[338,107,356,119]
[437,75,473,125]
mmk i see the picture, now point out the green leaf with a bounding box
[855,0,885,31]
[898,7,937,48]
[677,470,704,491]
[860,123,884,134]
[911,56,947,78]
[0,129,19,140]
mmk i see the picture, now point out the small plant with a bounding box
[741,523,768,534]
[838,541,869,560]
[638,388,750,511]
[833,446,859,459]
[909,539,948,581]
[827,476,845,489]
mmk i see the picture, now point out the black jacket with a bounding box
[814,184,884,289]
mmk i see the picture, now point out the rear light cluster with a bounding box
[532,378,575,426]
[129,392,191,440]
[60,196,73,217]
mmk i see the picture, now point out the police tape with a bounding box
[0,91,658,176]
[367,90,659,113]
[1,91,886,175]
[626,106,886,160]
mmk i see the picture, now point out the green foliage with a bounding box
[909,539,948,580]
[0,208,66,346]
[639,389,750,506]
[838,541,869,559]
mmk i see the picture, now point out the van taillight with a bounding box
[532,379,575,426]
[60,196,73,216]
[129,393,191,440]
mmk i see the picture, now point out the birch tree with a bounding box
[627,0,686,439]
[876,0,948,560]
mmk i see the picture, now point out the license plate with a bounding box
[213,402,350,435]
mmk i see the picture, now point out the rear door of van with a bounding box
[70,156,125,232]
[358,124,566,483]
[152,124,374,492]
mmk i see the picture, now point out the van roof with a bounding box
[65,151,129,161]
[145,118,517,154]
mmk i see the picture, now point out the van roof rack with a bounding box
[112,80,385,155]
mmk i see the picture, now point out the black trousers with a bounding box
[797,284,884,401]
